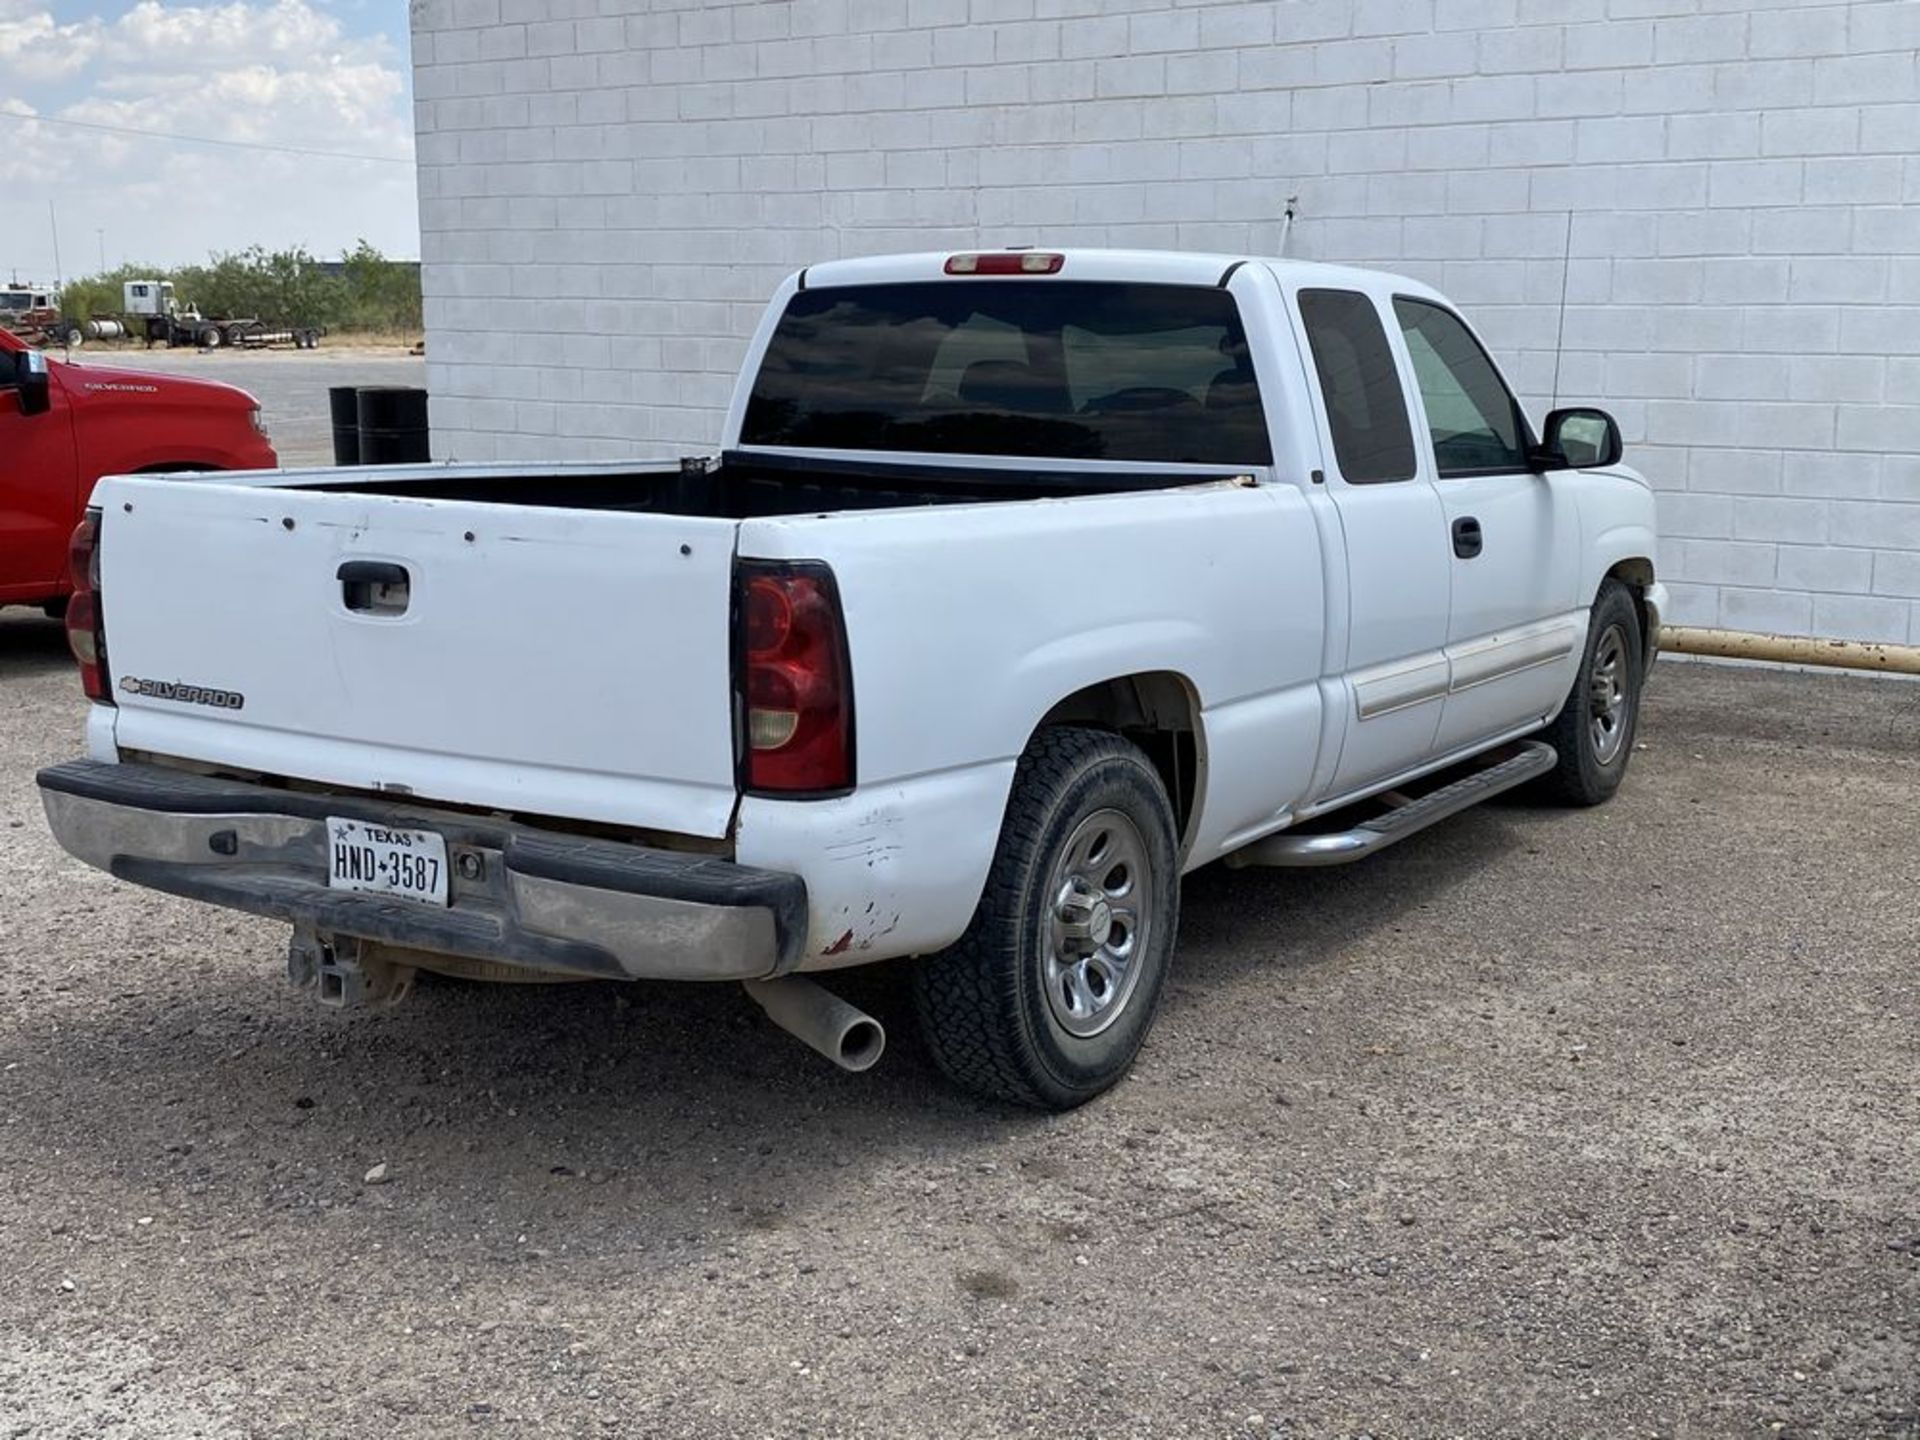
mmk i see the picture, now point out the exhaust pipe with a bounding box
[743,977,886,1073]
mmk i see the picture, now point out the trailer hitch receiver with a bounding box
[287,926,416,1009]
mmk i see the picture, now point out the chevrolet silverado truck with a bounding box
[38,250,1664,1110]
[1,327,276,615]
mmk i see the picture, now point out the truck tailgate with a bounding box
[96,476,742,838]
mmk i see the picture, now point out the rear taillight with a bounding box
[736,561,853,795]
[66,509,112,704]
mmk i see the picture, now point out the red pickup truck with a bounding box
[1,327,277,614]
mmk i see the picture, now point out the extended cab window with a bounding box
[742,281,1271,465]
[1393,298,1531,476]
[1297,289,1416,484]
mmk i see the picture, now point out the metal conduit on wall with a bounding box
[1660,627,1920,677]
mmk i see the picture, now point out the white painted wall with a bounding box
[409,0,1920,641]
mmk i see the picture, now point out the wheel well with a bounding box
[1606,558,1656,645]
[1035,672,1202,853]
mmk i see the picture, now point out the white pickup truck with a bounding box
[40,249,1664,1110]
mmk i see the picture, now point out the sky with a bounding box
[0,0,418,280]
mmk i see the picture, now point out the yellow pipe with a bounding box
[1659,625,1920,676]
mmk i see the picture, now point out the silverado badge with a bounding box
[118,676,246,710]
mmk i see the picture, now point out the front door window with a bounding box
[1393,299,1531,476]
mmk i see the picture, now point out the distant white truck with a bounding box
[40,248,1663,1109]
[117,278,320,350]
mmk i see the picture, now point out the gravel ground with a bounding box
[65,344,425,467]
[1,613,1916,1439]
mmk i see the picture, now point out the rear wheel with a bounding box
[1535,579,1644,806]
[912,726,1179,1110]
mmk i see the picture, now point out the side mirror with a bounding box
[14,349,51,417]
[1534,407,1622,471]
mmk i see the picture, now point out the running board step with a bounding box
[1225,741,1558,869]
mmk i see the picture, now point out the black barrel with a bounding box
[328,385,361,466]
[355,386,430,464]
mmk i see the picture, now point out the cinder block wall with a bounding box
[410,0,1920,641]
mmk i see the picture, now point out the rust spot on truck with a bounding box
[823,909,901,955]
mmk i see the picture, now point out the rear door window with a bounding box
[1296,289,1416,484]
[743,280,1271,465]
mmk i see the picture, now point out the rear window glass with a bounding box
[742,280,1271,465]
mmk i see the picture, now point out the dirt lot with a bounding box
[67,343,425,467]
[1,611,1916,1439]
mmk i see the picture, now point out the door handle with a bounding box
[337,560,410,614]
[1452,517,1483,559]
[336,561,408,587]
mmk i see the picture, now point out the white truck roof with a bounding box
[799,248,1443,303]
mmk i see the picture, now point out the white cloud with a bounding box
[0,0,417,274]
[0,7,99,74]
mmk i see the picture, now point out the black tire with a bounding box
[912,726,1180,1111]
[1535,579,1645,806]
[199,325,221,349]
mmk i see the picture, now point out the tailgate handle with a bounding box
[337,560,411,615]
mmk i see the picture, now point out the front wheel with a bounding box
[912,726,1180,1111]
[1535,579,1645,806]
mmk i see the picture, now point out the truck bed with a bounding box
[303,450,1242,518]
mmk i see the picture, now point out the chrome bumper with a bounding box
[37,760,804,982]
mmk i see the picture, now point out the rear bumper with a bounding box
[36,760,805,982]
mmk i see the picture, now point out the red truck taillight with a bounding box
[735,561,853,795]
[66,509,112,705]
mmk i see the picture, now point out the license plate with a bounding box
[325,817,449,906]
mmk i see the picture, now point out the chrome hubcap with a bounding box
[1588,623,1630,765]
[1043,809,1153,1039]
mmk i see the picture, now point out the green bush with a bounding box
[338,240,423,333]
[56,242,422,334]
